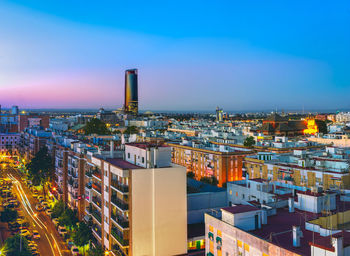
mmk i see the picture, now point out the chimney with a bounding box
[110,140,114,158]
[293,226,301,247]
[289,198,295,213]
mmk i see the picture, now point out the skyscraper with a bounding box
[124,69,138,115]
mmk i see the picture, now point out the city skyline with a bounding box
[1,1,349,111]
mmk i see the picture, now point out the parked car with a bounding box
[58,226,67,237]
[45,209,53,217]
[41,201,49,209]
[32,230,40,239]
[32,192,38,198]
[71,246,80,256]
[19,229,31,239]
[37,195,44,202]
[52,218,59,227]
[35,204,44,211]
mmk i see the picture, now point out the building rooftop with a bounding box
[222,205,259,214]
[105,158,144,170]
[125,142,169,149]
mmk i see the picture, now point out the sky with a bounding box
[0,1,349,111]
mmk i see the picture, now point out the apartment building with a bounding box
[84,142,187,256]
[205,187,350,256]
[244,147,350,191]
[0,133,20,153]
[168,142,253,187]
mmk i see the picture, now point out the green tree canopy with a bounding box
[83,118,111,135]
[52,200,65,219]
[243,136,256,147]
[5,234,32,256]
[200,176,219,186]
[123,126,139,135]
[27,146,55,199]
[58,208,78,228]
[0,208,18,223]
[87,245,104,256]
[187,171,195,179]
[73,222,91,255]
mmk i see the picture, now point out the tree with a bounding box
[5,234,32,256]
[187,171,195,179]
[27,146,55,199]
[52,200,65,219]
[83,118,111,135]
[200,176,219,186]
[73,222,91,255]
[58,208,78,228]
[315,120,328,134]
[0,208,18,223]
[123,126,139,135]
[87,245,104,256]
[244,136,256,147]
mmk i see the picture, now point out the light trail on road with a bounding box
[6,172,66,256]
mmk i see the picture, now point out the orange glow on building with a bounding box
[304,119,318,135]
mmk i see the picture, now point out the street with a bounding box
[6,167,71,256]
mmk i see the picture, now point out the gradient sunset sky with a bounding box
[1,1,349,111]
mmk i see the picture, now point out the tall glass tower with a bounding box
[124,69,138,115]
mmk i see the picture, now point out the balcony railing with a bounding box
[92,224,102,238]
[92,196,102,208]
[92,183,102,194]
[111,196,129,211]
[111,180,129,193]
[85,171,92,178]
[85,182,92,190]
[92,210,102,223]
[92,168,102,180]
[111,212,129,228]
[111,227,129,247]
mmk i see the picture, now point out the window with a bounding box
[105,185,108,192]
[142,157,144,163]
[242,194,245,199]
[128,153,130,159]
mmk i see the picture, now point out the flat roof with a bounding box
[105,158,144,170]
[222,205,259,214]
[249,208,349,256]
[125,142,169,149]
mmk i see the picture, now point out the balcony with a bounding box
[92,210,102,223]
[92,183,102,194]
[111,212,129,229]
[111,180,129,193]
[92,196,102,209]
[92,168,102,180]
[85,182,92,190]
[111,227,129,247]
[85,170,92,178]
[111,196,129,211]
[92,224,102,239]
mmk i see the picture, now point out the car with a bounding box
[52,218,59,227]
[66,239,75,250]
[71,246,80,255]
[37,195,44,202]
[17,219,30,228]
[45,209,53,216]
[19,229,31,239]
[41,201,49,209]
[58,226,67,237]
[32,192,38,198]
[35,204,44,211]
[32,230,40,239]
[31,250,40,256]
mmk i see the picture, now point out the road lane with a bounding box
[7,169,70,256]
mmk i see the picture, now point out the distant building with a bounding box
[256,113,307,136]
[11,106,19,115]
[216,107,223,122]
[18,114,50,132]
[124,69,138,115]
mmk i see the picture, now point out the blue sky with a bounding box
[0,0,349,111]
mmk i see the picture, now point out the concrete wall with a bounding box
[131,165,187,256]
[187,191,227,224]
